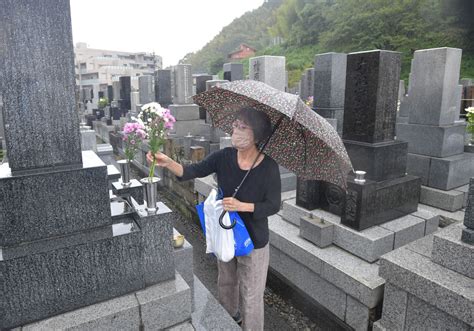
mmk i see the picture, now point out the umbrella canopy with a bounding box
[193,80,353,190]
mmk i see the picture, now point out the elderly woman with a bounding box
[147,107,281,330]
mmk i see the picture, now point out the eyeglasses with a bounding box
[232,120,252,131]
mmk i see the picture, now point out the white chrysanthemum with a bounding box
[466,107,474,114]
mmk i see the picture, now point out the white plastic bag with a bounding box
[203,189,235,262]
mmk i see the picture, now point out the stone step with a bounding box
[17,273,192,331]
[281,199,440,262]
[420,184,467,211]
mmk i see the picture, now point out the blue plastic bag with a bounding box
[196,190,254,257]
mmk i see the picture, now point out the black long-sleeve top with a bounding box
[178,147,281,249]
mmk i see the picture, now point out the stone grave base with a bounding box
[15,232,240,331]
[406,152,474,190]
[15,273,192,331]
[277,193,444,328]
[268,198,441,330]
[269,214,383,330]
[420,184,469,211]
[92,120,115,144]
[169,104,200,121]
[80,129,96,151]
[171,118,208,137]
[373,224,473,330]
[282,199,439,262]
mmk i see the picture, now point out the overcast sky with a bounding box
[70,0,264,68]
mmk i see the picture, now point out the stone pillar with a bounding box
[194,74,212,119]
[112,81,121,101]
[154,69,172,108]
[119,76,131,111]
[0,0,82,173]
[138,75,155,104]
[172,64,193,104]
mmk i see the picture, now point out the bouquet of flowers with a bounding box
[305,96,314,108]
[123,122,146,162]
[137,102,176,179]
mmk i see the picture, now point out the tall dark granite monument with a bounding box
[0,1,176,329]
[155,69,172,107]
[297,50,421,231]
[195,74,212,119]
[119,75,131,111]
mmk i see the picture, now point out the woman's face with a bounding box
[231,119,255,150]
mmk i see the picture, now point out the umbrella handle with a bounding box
[219,210,236,229]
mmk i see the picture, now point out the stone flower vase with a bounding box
[140,177,160,214]
[117,160,131,186]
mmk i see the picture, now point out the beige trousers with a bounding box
[217,244,270,331]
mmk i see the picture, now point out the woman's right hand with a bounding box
[146,151,172,168]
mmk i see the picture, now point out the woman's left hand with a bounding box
[222,197,242,212]
[222,197,254,212]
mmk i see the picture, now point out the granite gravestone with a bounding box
[195,74,212,94]
[299,68,315,104]
[296,53,346,210]
[139,75,155,104]
[313,52,347,135]
[169,65,206,136]
[205,80,229,124]
[155,69,172,107]
[107,85,114,102]
[0,1,175,328]
[195,74,213,119]
[223,62,244,81]
[249,56,286,91]
[396,48,474,191]
[298,50,420,231]
[112,80,121,101]
[173,64,193,104]
[119,76,131,111]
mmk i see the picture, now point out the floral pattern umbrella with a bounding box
[193,80,353,190]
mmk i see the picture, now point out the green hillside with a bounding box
[181,4,279,74]
[183,0,474,87]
